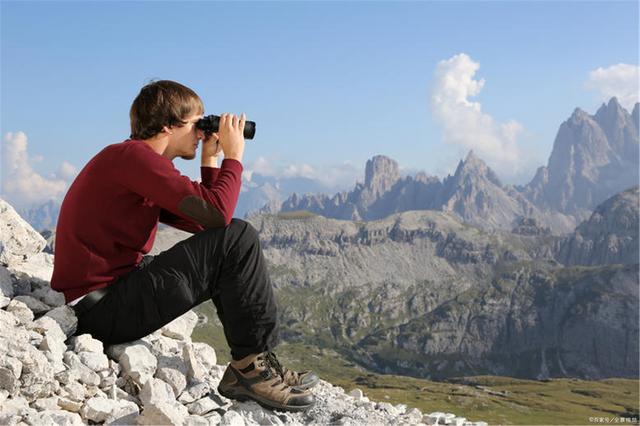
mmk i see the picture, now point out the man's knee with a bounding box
[227,218,259,246]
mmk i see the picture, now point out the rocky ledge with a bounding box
[0,198,488,425]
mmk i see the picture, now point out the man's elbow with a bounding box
[178,196,228,228]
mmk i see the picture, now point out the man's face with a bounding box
[170,113,204,160]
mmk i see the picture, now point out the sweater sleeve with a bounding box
[158,166,223,233]
[117,145,242,228]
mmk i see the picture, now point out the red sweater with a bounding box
[51,139,243,302]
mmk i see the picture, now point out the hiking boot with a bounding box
[217,352,315,412]
[276,359,320,391]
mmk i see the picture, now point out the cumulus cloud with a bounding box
[586,63,640,111]
[430,53,524,179]
[1,132,77,209]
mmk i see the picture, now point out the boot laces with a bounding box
[264,351,286,379]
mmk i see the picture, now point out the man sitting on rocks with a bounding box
[50,80,318,412]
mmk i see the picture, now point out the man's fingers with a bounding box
[240,113,246,131]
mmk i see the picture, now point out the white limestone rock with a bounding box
[187,396,219,415]
[155,354,188,397]
[181,381,210,402]
[424,412,445,425]
[80,397,139,424]
[79,351,110,372]
[39,334,67,373]
[149,335,184,357]
[7,252,54,285]
[404,407,423,423]
[220,410,246,426]
[230,401,284,425]
[161,310,198,340]
[183,343,206,382]
[139,377,176,407]
[72,334,104,353]
[185,414,211,426]
[31,315,66,342]
[46,410,84,426]
[204,411,222,425]
[452,416,467,426]
[58,396,83,412]
[0,199,46,267]
[31,396,60,411]
[193,342,217,372]
[106,339,150,361]
[6,299,34,324]
[16,345,56,401]
[136,400,189,425]
[120,345,157,386]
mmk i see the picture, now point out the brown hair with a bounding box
[129,80,204,140]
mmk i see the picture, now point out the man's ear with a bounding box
[162,125,174,135]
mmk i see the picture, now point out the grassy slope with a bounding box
[192,301,639,425]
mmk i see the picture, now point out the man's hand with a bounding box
[218,113,246,162]
[200,132,222,167]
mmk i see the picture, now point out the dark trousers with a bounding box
[75,219,279,361]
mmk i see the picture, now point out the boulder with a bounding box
[120,345,157,386]
[0,199,46,267]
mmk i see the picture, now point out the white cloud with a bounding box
[243,157,360,191]
[282,163,316,179]
[1,132,76,209]
[586,63,640,111]
[430,53,524,179]
[54,161,78,181]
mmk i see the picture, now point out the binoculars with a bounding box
[196,115,256,140]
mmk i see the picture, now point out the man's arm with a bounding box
[120,113,246,229]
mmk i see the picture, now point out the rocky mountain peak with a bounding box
[569,107,592,124]
[364,155,400,194]
[594,97,629,133]
[632,103,639,132]
[523,97,639,217]
[452,150,502,187]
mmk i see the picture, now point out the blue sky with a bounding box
[1,1,639,209]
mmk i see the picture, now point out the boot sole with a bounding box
[218,383,315,412]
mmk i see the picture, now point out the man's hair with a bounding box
[129,80,204,140]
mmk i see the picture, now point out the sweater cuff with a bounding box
[221,158,243,174]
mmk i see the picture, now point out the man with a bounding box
[51,80,318,412]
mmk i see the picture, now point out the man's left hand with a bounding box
[202,133,223,159]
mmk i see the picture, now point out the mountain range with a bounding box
[271,97,639,234]
[151,185,639,380]
[19,97,640,236]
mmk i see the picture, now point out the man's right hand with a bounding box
[218,113,246,162]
